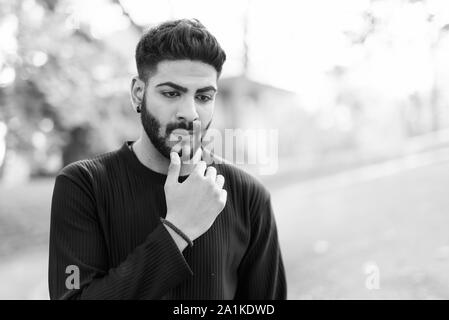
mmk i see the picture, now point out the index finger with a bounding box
[171,140,182,154]
[193,120,201,152]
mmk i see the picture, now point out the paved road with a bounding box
[271,159,449,299]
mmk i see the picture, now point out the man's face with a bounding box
[139,60,217,160]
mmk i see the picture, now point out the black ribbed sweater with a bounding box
[48,141,286,300]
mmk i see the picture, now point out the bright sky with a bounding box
[2,0,449,107]
[118,0,372,91]
[63,0,373,91]
[65,0,449,102]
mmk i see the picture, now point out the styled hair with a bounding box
[135,19,227,82]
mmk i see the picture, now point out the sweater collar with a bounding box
[120,141,189,184]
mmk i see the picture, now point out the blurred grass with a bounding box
[0,179,52,259]
[0,178,53,299]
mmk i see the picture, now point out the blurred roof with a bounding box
[218,75,295,96]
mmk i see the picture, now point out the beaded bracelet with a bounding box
[160,217,194,248]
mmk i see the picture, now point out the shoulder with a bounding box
[210,155,274,226]
[57,145,124,187]
[50,148,125,222]
[212,157,271,207]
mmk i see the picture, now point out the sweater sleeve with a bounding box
[48,172,193,300]
[234,193,287,300]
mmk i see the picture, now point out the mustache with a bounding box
[166,121,194,135]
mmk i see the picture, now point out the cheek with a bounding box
[198,105,214,125]
[147,96,173,133]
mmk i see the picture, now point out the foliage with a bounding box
[0,0,139,174]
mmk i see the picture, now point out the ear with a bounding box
[130,76,145,112]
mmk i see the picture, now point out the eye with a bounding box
[162,91,180,98]
[196,95,212,103]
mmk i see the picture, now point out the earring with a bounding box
[136,104,141,113]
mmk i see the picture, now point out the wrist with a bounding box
[164,214,194,240]
[161,217,194,248]
[163,224,188,252]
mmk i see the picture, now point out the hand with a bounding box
[164,151,227,241]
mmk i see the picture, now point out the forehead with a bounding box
[148,60,218,88]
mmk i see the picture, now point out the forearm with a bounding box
[50,223,193,300]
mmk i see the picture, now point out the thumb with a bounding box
[166,152,181,185]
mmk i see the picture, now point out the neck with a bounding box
[132,128,197,176]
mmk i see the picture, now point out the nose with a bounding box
[175,98,199,123]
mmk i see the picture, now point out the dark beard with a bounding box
[140,95,211,160]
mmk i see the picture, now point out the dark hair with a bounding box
[135,19,227,82]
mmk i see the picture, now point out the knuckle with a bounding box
[192,170,201,178]
[212,188,221,199]
[207,166,217,173]
[220,191,227,202]
[193,169,204,179]
[216,175,224,184]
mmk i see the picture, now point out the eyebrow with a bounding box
[155,82,217,94]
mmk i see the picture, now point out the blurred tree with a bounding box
[334,0,449,146]
[0,0,140,179]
